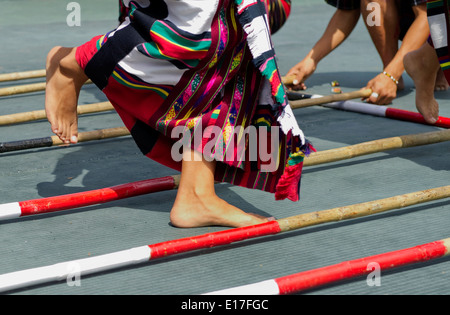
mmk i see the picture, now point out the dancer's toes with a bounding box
[62,120,79,144]
[70,135,78,144]
[417,98,439,124]
[404,45,441,125]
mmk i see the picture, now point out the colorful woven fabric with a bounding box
[265,0,292,34]
[78,0,312,202]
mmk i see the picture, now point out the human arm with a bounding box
[286,8,360,90]
[365,4,429,104]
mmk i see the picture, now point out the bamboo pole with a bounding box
[204,237,450,295]
[290,89,372,108]
[0,69,46,83]
[0,127,129,153]
[0,175,181,221]
[0,82,47,97]
[0,80,93,97]
[304,128,450,166]
[281,75,373,107]
[2,126,450,170]
[282,75,296,85]
[276,185,450,232]
[53,127,129,145]
[1,184,449,293]
[0,102,114,126]
[287,90,450,128]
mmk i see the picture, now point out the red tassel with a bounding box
[274,161,303,202]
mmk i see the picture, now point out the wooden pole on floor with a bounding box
[0,102,114,126]
[0,69,46,83]
[0,127,129,153]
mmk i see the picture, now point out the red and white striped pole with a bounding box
[0,221,281,293]
[288,91,450,129]
[325,99,450,129]
[204,238,450,295]
[1,185,449,293]
[0,175,180,221]
[2,126,450,222]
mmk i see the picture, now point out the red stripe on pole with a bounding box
[275,240,448,295]
[385,108,450,129]
[148,220,282,259]
[18,176,177,216]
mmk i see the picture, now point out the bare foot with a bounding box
[45,46,88,144]
[170,191,271,228]
[404,44,440,124]
[435,69,449,91]
[169,149,272,228]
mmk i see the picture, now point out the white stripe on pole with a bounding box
[0,202,22,220]
[0,246,151,293]
[203,279,280,295]
[325,100,388,117]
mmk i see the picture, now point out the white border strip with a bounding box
[0,202,22,220]
[428,13,448,49]
[203,279,279,295]
[0,246,151,293]
[324,100,388,117]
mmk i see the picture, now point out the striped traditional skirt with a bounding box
[76,0,312,202]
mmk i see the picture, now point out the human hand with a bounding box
[363,72,399,105]
[285,58,317,90]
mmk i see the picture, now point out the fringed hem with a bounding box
[275,142,316,202]
[234,0,313,202]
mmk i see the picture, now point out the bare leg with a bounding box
[404,43,440,124]
[170,149,272,228]
[45,46,88,144]
[360,0,405,89]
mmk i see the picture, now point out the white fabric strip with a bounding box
[278,104,306,143]
[428,13,448,49]
[165,0,220,35]
[242,15,273,59]
[120,0,219,34]
[118,48,186,86]
[0,246,151,293]
[203,279,280,295]
[0,202,22,221]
